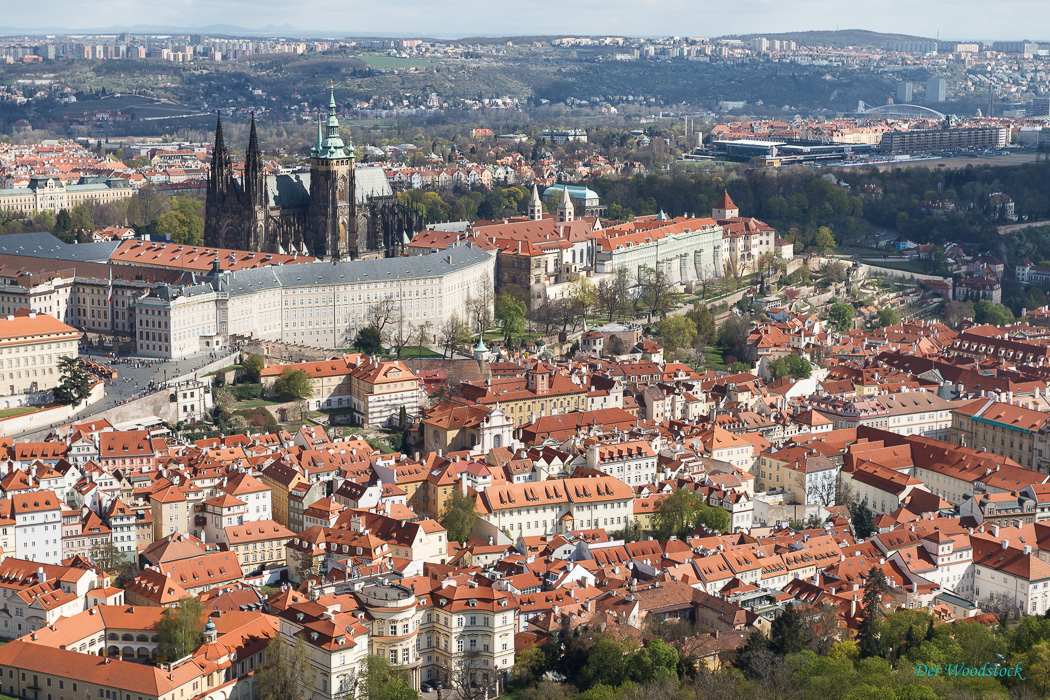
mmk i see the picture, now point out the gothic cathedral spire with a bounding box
[244,113,265,207]
[208,112,232,197]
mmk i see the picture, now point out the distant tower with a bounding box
[712,190,739,220]
[528,184,543,221]
[556,185,575,223]
[309,86,355,258]
[897,81,914,103]
[204,113,233,246]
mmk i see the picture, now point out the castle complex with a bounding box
[204,90,422,259]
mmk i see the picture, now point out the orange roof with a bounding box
[0,309,79,344]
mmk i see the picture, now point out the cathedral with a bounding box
[204,90,423,259]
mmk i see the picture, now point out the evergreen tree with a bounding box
[54,356,93,405]
[440,489,479,543]
[852,500,875,539]
[733,629,768,679]
[768,604,810,656]
[857,566,889,658]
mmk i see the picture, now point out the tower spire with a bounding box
[528,183,543,221]
[245,112,264,203]
[209,111,231,195]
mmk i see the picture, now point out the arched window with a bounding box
[493,434,502,449]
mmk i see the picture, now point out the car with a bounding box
[421,683,432,692]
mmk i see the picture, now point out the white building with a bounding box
[133,245,496,358]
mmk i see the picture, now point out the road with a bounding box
[11,349,231,439]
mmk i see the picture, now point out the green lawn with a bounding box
[384,346,443,359]
[358,55,435,69]
[233,398,280,410]
[699,346,727,370]
[204,364,241,377]
[0,405,49,419]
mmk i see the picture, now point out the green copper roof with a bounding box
[314,87,353,160]
[474,336,488,352]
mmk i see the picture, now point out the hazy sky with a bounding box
[1,0,1046,41]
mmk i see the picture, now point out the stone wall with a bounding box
[0,381,105,436]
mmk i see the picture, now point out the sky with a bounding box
[0,0,1046,41]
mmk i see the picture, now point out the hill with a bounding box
[718,29,936,48]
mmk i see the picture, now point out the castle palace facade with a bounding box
[204,91,422,259]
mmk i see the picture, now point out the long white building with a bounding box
[133,244,495,358]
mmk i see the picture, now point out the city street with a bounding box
[12,349,234,439]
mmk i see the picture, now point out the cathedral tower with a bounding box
[243,114,267,251]
[204,113,233,246]
[309,87,355,258]
[557,185,575,223]
[528,184,543,221]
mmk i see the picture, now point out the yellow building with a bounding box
[260,459,307,528]
[459,365,589,427]
[222,519,294,574]
[0,309,81,400]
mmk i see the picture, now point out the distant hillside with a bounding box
[718,29,936,48]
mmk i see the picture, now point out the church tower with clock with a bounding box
[309,86,355,258]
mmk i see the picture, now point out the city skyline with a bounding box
[0,0,1047,42]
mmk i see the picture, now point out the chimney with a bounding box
[1001,539,1009,550]
[37,567,45,583]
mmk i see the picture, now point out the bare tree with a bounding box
[798,602,843,654]
[806,474,838,508]
[438,315,471,359]
[637,264,675,321]
[414,320,433,357]
[466,278,494,334]
[449,650,492,700]
[596,267,632,322]
[366,297,397,337]
[388,311,414,359]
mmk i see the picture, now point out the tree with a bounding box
[274,368,314,402]
[940,299,972,328]
[257,635,315,700]
[716,315,755,366]
[814,226,836,253]
[438,315,471,358]
[829,301,855,332]
[687,303,717,346]
[88,539,123,573]
[769,604,811,656]
[414,321,433,357]
[657,315,697,356]
[293,549,319,583]
[857,566,889,658]
[354,325,385,355]
[638,265,675,320]
[466,278,495,334]
[823,261,847,284]
[54,356,93,405]
[357,654,418,700]
[877,307,900,327]
[974,299,1014,326]
[767,354,812,380]
[441,489,479,542]
[155,196,203,245]
[388,311,414,359]
[596,267,632,321]
[495,293,528,344]
[566,276,598,329]
[364,297,397,338]
[157,597,205,662]
[852,500,875,539]
[652,488,730,540]
[242,353,265,383]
